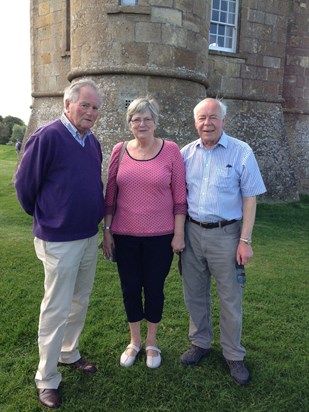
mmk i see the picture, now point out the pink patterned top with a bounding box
[105,139,187,236]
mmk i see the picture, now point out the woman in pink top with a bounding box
[104,96,187,369]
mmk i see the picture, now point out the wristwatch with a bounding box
[240,237,252,245]
[103,226,111,231]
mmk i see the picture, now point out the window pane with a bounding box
[213,0,220,9]
[228,13,235,24]
[225,36,232,48]
[221,0,227,12]
[218,36,225,47]
[218,24,225,35]
[210,23,217,34]
[220,11,227,23]
[212,10,219,21]
[229,2,236,13]
[209,34,217,45]
[226,26,234,37]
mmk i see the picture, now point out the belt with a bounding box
[186,216,237,229]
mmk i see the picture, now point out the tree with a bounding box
[0,122,10,145]
[0,115,25,145]
[10,124,26,145]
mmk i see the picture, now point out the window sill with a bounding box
[106,5,151,15]
[209,50,241,58]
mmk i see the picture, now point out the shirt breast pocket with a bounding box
[213,168,239,190]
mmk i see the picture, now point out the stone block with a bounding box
[135,22,162,43]
[151,7,182,26]
[263,56,281,69]
[248,10,265,24]
[149,0,173,7]
[175,0,193,12]
[120,43,149,66]
[175,48,196,70]
[39,2,50,16]
[299,56,309,68]
[162,25,187,48]
[183,14,200,33]
[221,77,243,95]
[40,53,52,65]
[187,31,207,52]
[149,44,175,67]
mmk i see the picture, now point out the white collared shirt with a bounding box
[181,132,266,222]
[60,113,91,147]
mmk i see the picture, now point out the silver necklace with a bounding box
[139,139,156,158]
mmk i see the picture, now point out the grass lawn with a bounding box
[0,145,308,411]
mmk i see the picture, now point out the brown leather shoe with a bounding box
[72,358,97,373]
[37,388,60,409]
[59,358,97,373]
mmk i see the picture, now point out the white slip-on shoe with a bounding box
[146,346,161,369]
[120,344,141,367]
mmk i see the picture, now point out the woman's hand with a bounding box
[103,230,115,259]
[172,215,186,254]
[172,233,185,254]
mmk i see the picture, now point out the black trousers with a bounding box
[114,234,174,323]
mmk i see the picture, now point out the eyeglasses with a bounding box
[130,117,154,125]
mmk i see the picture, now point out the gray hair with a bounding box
[63,78,102,107]
[193,98,227,120]
[126,96,160,126]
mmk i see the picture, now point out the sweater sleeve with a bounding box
[14,129,51,216]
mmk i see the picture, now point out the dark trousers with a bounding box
[114,234,174,323]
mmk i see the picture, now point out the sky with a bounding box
[1,3,31,124]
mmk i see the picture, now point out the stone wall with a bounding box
[26,0,309,201]
[283,0,309,194]
[223,100,297,202]
[206,0,300,201]
[207,0,289,103]
[31,0,70,94]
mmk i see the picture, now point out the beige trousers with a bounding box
[34,234,98,389]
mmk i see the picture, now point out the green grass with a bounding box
[0,145,308,411]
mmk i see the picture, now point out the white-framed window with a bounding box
[120,0,138,5]
[209,0,239,52]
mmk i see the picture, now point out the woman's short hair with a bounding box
[126,96,160,126]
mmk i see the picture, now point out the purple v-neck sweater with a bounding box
[15,120,104,241]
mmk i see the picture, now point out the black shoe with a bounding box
[225,359,250,385]
[37,388,61,409]
[180,345,210,366]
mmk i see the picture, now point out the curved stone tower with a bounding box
[29,0,210,176]
[28,0,304,201]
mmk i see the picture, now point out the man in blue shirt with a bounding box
[180,98,266,385]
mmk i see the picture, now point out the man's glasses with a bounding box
[130,117,154,125]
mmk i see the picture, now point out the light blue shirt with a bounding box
[60,114,91,147]
[181,132,266,223]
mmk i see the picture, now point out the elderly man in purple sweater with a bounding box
[14,79,104,409]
